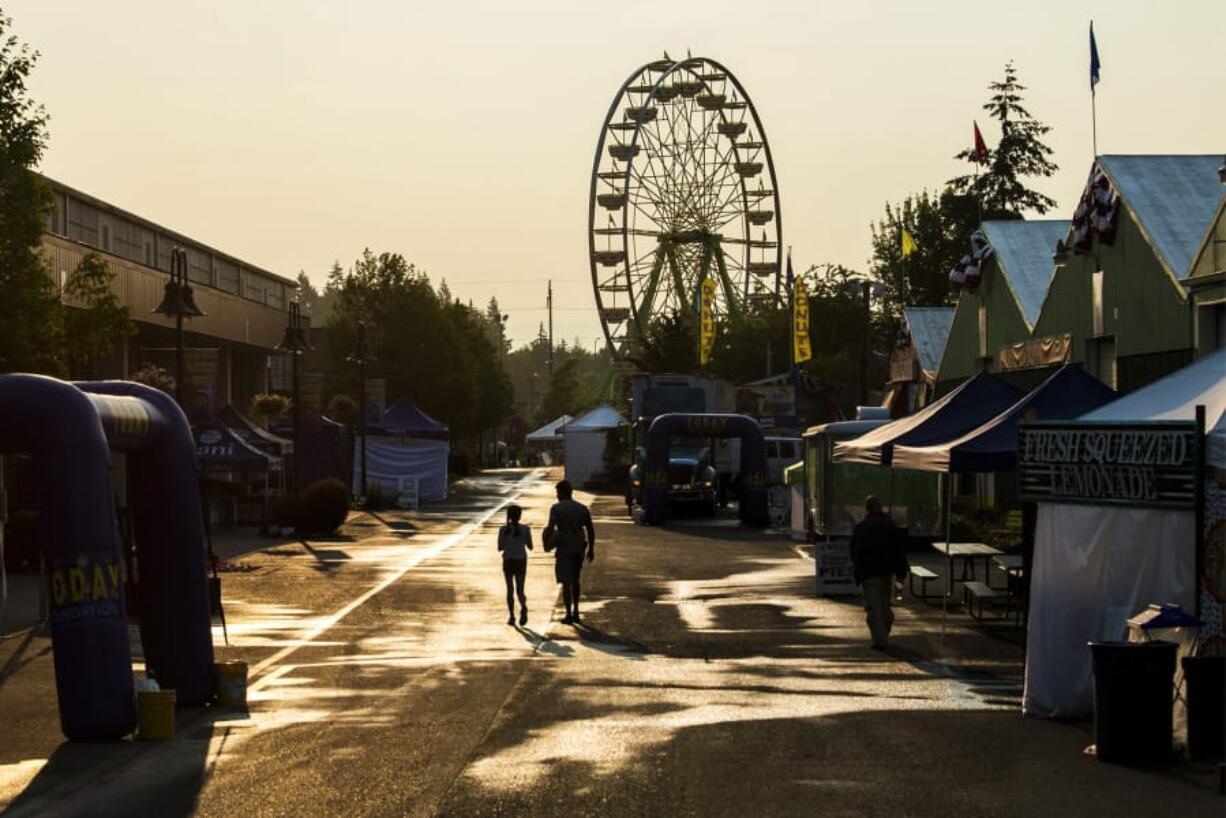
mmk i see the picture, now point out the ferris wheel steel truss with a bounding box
[588,56,783,356]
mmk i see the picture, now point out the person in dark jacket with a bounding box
[543,480,595,624]
[849,495,909,648]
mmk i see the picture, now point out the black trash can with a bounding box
[1089,641,1178,764]
[1183,656,1226,761]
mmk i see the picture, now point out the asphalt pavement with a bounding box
[0,467,1219,817]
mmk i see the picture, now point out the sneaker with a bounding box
[507,615,516,626]
[519,609,528,626]
[561,613,573,624]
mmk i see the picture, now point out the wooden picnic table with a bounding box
[931,541,1003,590]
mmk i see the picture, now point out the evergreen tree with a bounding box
[868,189,978,324]
[64,252,135,377]
[0,12,63,374]
[948,62,1059,217]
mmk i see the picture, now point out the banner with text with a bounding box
[699,278,716,365]
[793,278,812,364]
[1018,420,1199,509]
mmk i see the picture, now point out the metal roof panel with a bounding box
[1098,154,1225,280]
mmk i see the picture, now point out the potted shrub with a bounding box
[298,478,350,535]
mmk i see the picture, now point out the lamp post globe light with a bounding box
[151,247,205,406]
[277,300,312,498]
[347,322,375,503]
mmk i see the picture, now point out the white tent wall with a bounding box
[355,436,449,503]
[1023,503,1195,718]
[564,430,608,488]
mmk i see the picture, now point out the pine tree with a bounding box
[949,62,1059,217]
[0,12,63,374]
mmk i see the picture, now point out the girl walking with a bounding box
[497,504,532,626]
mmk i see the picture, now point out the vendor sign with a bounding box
[1018,420,1199,509]
[815,539,856,596]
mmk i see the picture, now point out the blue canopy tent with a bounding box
[891,366,1117,473]
[832,373,1024,466]
[373,399,450,440]
[357,399,450,503]
[886,365,1117,642]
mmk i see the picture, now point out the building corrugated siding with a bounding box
[44,235,291,351]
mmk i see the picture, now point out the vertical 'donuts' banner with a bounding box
[793,278,812,364]
[699,278,716,366]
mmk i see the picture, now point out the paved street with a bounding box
[0,468,1219,817]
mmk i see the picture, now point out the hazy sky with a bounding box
[11,1,1225,348]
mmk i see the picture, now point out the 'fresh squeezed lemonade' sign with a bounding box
[1018,421,1199,509]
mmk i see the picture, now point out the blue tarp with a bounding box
[832,372,1023,466]
[891,366,1117,473]
[371,398,449,440]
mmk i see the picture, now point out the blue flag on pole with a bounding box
[1090,22,1101,92]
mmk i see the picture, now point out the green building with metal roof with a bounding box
[936,154,1224,395]
[936,219,1069,390]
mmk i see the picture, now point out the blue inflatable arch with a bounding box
[643,413,769,527]
[0,375,213,740]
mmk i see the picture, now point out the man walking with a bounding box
[543,480,596,624]
[849,496,909,649]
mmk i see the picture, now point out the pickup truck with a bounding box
[627,445,718,515]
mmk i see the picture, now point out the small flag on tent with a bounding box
[900,228,918,258]
[698,278,716,365]
[1090,21,1101,92]
[973,121,989,165]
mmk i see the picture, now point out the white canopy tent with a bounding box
[1024,348,1226,717]
[525,415,574,444]
[563,405,626,488]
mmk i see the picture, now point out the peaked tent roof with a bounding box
[565,404,626,431]
[373,398,449,439]
[219,404,293,455]
[833,372,1023,466]
[1079,346,1226,468]
[1098,154,1225,281]
[195,421,282,472]
[903,307,956,376]
[892,365,1117,473]
[525,414,574,442]
[981,219,1069,328]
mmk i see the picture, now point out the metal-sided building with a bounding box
[885,306,955,415]
[40,175,298,412]
[1187,164,1226,354]
[1028,154,1223,392]
[936,219,1069,391]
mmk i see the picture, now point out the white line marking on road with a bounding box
[247,469,545,690]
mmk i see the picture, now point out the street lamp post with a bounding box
[151,247,204,406]
[860,279,871,407]
[277,301,312,498]
[347,322,375,503]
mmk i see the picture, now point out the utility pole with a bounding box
[547,279,554,377]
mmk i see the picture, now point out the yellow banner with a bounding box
[793,278,812,363]
[699,278,717,365]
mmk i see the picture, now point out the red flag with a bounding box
[973,121,989,165]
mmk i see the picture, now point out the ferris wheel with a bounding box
[589,54,783,354]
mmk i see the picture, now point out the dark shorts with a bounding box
[502,559,527,582]
[555,554,583,584]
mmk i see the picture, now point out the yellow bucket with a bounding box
[213,661,249,709]
[137,689,176,741]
